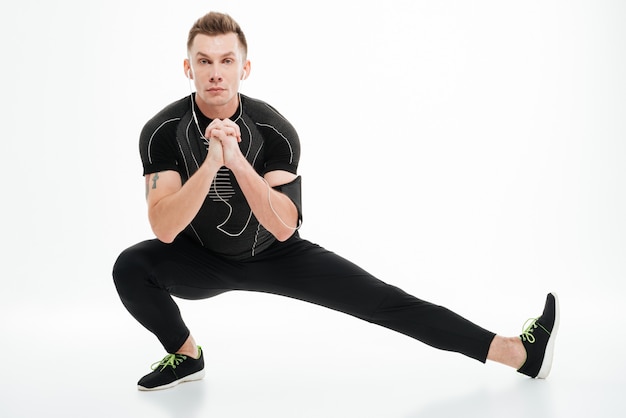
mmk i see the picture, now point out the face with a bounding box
[186,33,250,119]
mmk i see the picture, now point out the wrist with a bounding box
[199,157,223,179]
[225,154,250,174]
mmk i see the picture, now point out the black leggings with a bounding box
[112,234,495,362]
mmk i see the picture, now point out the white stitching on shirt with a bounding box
[255,123,294,164]
[147,118,180,164]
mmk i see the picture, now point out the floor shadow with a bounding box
[406,378,555,418]
[138,379,210,418]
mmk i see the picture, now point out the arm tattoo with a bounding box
[152,173,160,189]
[145,173,160,199]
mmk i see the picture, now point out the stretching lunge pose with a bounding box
[112,11,560,391]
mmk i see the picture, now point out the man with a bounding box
[113,11,559,391]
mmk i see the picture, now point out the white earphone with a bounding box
[187,56,194,79]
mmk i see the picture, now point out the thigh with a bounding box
[114,236,242,300]
[239,237,393,320]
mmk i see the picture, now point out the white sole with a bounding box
[536,293,560,379]
[137,369,206,391]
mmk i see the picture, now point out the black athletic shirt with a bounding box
[139,93,301,260]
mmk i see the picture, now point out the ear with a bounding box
[241,60,251,80]
[184,59,193,79]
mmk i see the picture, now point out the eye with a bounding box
[199,59,210,65]
[224,58,234,64]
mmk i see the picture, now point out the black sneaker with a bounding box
[137,346,205,391]
[517,293,560,379]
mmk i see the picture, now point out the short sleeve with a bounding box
[255,106,301,175]
[138,117,180,176]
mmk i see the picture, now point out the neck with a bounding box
[195,93,240,120]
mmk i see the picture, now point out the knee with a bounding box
[112,241,153,295]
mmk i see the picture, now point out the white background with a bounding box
[1,1,625,417]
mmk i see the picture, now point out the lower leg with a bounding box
[487,335,526,369]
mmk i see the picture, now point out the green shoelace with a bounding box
[521,317,550,344]
[151,353,188,372]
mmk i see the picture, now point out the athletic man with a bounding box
[112,11,559,391]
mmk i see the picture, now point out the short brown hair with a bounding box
[187,12,248,59]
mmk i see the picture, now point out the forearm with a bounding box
[229,159,298,241]
[148,161,222,243]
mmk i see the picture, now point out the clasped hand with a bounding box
[205,118,243,169]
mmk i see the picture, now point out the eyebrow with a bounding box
[195,51,237,60]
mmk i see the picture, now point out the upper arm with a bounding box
[145,170,182,209]
[264,170,297,188]
[265,170,302,227]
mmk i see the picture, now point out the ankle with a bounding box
[509,337,527,369]
[176,347,199,358]
[176,335,199,359]
[487,335,526,369]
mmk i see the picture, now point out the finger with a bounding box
[223,126,240,138]
[212,127,240,142]
[212,130,226,141]
[221,119,241,137]
[205,119,225,137]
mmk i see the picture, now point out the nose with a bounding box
[209,66,223,83]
